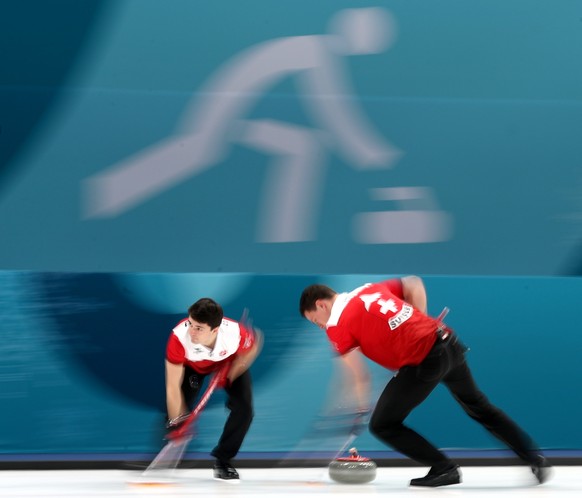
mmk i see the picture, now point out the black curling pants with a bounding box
[182,367,254,462]
[368,333,540,469]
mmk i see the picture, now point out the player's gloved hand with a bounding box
[350,408,371,435]
[165,412,193,440]
[165,413,190,432]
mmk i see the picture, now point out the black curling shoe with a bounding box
[213,460,240,481]
[410,464,461,487]
[531,456,552,484]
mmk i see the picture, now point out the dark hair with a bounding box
[188,298,224,329]
[299,284,337,316]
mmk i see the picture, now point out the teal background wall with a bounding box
[1,1,582,462]
[1,1,582,275]
[0,272,579,460]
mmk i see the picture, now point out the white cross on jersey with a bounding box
[359,292,398,314]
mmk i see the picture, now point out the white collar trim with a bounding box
[327,283,371,327]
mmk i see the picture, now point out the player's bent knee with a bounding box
[369,416,402,439]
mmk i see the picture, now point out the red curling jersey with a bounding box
[325,279,439,371]
[166,317,254,374]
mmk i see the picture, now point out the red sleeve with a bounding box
[380,278,404,299]
[236,323,255,353]
[326,325,358,356]
[166,334,186,364]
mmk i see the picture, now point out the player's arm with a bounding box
[340,348,371,412]
[227,328,264,383]
[401,275,427,314]
[165,360,188,420]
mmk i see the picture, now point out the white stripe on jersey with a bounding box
[327,283,371,327]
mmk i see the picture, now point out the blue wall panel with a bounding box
[1,0,581,462]
[1,1,582,275]
[0,272,579,460]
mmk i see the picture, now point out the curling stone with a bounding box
[328,447,377,484]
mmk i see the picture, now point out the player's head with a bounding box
[188,298,224,329]
[327,7,397,55]
[299,284,337,329]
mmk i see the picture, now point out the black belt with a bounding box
[436,327,469,352]
[436,326,452,341]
